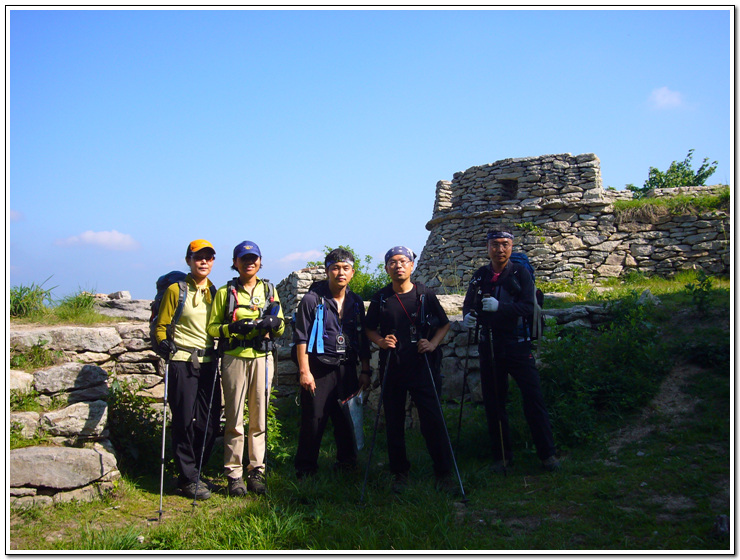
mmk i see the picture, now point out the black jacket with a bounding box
[462,261,535,344]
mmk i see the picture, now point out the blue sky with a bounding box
[8,8,732,300]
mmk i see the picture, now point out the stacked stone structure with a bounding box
[413,153,729,289]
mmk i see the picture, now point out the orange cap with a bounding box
[186,239,215,257]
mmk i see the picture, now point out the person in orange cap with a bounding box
[154,239,220,500]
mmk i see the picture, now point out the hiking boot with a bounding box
[542,455,561,472]
[180,480,211,500]
[247,468,267,495]
[435,473,458,495]
[227,476,247,497]
[391,472,408,494]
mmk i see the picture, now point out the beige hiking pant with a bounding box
[221,353,274,480]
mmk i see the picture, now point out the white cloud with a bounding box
[649,87,684,109]
[10,209,23,222]
[55,230,140,251]
[278,250,323,264]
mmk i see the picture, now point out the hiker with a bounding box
[462,227,560,473]
[293,248,372,478]
[154,239,220,500]
[207,241,285,496]
[365,246,455,493]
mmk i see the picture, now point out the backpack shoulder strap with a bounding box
[166,280,188,341]
[224,277,240,323]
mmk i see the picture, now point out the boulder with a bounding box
[10,444,119,491]
[34,363,108,395]
[40,400,108,438]
[9,369,34,392]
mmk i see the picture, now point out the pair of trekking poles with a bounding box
[157,334,276,520]
[455,309,508,475]
[359,341,468,505]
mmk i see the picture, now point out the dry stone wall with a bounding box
[413,153,730,289]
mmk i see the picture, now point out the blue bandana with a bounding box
[486,230,515,241]
[384,246,416,264]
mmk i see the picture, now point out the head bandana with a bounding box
[384,246,416,265]
[486,230,515,241]
[325,256,355,269]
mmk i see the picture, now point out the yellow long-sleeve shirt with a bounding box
[155,274,216,363]
[207,277,285,359]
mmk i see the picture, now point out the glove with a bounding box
[229,319,254,335]
[157,339,177,357]
[481,296,499,313]
[462,313,477,329]
[256,315,283,331]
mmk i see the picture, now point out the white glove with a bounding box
[481,296,499,312]
[462,313,477,329]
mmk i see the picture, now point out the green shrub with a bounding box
[627,149,718,198]
[539,293,672,447]
[107,377,167,474]
[684,269,713,314]
[10,278,55,318]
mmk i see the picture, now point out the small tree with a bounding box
[627,149,718,198]
[307,245,389,300]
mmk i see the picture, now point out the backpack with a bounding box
[509,252,545,340]
[149,272,218,355]
[150,272,185,355]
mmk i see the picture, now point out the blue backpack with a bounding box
[509,252,545,340]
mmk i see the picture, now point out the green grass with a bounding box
[10,282,117,325]
[613,186,729,222]
[9,277,730,551]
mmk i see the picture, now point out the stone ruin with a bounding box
[413,153,729,289]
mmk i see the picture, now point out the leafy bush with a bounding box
[107,377,167,474]
[684,269,713,314]
[307,245,389,300]
[627,149,718,198]
[10,278,55,318]
[538,293,672,447]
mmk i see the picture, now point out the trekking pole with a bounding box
[193,360,220,509]
[264,342,270,484]
[158,358,170,522]
[455,323,475,452]
[360,347,394,506]
[486,322,508,476]
[422,353,467,502]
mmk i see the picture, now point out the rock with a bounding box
[34,363,108,395]
[10,445,118,490]
[40,400,108,438]
[10,411,40,438]
[9,369,34,392]
[95,299,151,321]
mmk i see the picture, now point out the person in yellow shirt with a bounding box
[154,239,219,501]
[207,241,285,496]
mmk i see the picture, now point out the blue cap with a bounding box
[384,246,416,264]
[233,241,262,260]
